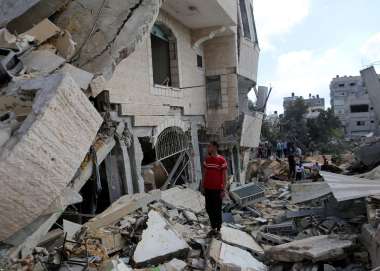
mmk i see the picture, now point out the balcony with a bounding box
[161,0,237,29]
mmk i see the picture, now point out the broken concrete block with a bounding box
[291,182,331,204]
[21,19,60,45]
[53,30,76,60]
[0,0,40,28]
[133,210,189,267]
[61,64,93,90]
[220,225,264,256]
[21,50,65,75]
[54,0,161,79]
[0,73,102,241]
[183,210,198,222]
[266,235,354,262]
[101,259,132,271]
[161,187,205,213]
[63,219,81,241]
[209,239,267,271]
[86,190,161,231]
[164,258,187,271]
[360,224,380,268]
[90,75,107,97]
[0,28,17,49]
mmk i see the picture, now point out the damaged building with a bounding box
[0,0,262,264]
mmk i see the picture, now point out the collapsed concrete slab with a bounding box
[133,210,189,267]
[266,235,354,262]
[86,190,161,231]
[161,187,205,213]
[21,50,66,75]
[0,73,102,241]
[220,225,264,256]
[54,0,161,79]
[209,239,267,271]
[291,182,331,204]
[0,0,40,28]
[321,171,380,202]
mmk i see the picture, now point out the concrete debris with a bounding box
[0,28,17,49]
[164,258,187,271]
[54,0,161,79]
[133,210,189,267]
[291,182,331,204]
[161,187,205,213]
[85,190,161,231]
[0,0,40,28]
[266,235,354,262]
[220,225,264,255]
[322,171,380,201]
[209,239,267,271]
[63,219,81,241]
[21,18,60,45]
[21,49,66,75]
[53,30,76,60]
[61,63,94,90]
[0,74,102,241]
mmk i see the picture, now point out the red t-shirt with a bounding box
[203,155,227,190]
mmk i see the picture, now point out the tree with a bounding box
[262,97,346,155]
[281,98,309,148]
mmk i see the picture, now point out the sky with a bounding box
[249,0,380,114]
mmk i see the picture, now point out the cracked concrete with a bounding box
[0,74,102,241]
[54,0,161,79]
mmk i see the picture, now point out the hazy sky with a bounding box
[249,0,380,114]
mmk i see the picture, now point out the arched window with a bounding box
[151,23,179,87]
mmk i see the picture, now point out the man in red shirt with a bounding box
[202,141,227,236]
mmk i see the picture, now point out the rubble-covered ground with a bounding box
[7,155,380,271]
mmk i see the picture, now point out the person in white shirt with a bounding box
[295,162,304,181]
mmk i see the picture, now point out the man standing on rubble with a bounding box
[202,141,228,236]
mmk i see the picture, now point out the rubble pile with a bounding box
[7,170,380,271]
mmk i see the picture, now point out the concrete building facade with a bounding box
[105,0,260,191]
[330,75,379,138]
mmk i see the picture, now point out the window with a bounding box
[371,120,375,123]
[239,0,251,40]
[350,82,356,86]
[357,121,366,126]
[350,104,369,113]
[370,107,374,110]
[197,54,203,68]
[151,24,179,87]
[206,76,222,108]
[338,83,345,87]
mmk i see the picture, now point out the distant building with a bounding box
[330,74,379,138]
[283,92,325,119]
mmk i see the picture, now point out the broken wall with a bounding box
[0,74,102,241]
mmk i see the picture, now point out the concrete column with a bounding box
[191,122,202,188]
[133,134,145,193]
[118,140,134,194]
[240,148,251,185]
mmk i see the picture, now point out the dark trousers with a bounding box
[288,155,296,179]
[205,189,222,230]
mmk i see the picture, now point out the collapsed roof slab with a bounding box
[0,0,40,28]
[321,171,380,202]
[54,0,161,79]
[0,73,102,241]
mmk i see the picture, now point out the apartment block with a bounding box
[330,74,379,138]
